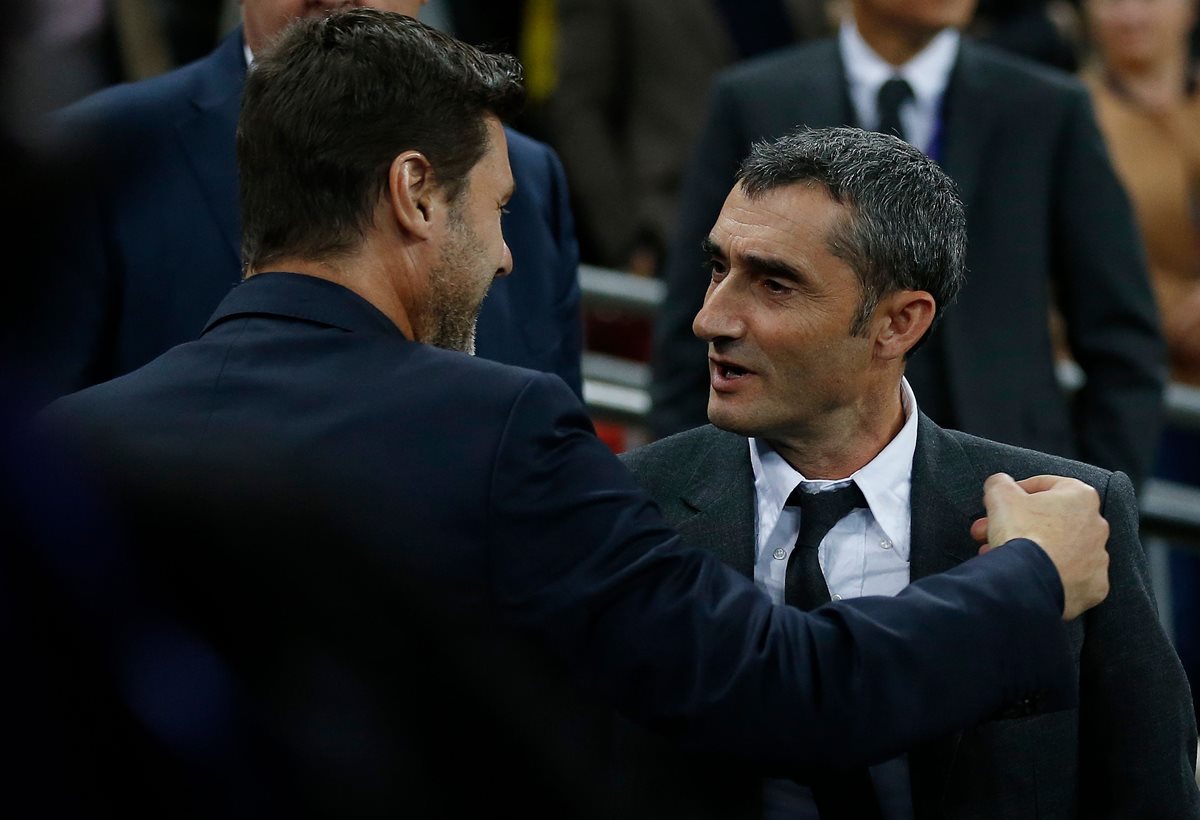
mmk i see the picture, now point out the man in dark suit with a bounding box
[625,127,1198,818]
[40,0,580,400]
[651,0,1166,488]
[44,9,1117,798]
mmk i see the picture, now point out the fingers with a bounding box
[982,472,1021,519]
[970,516,988,544]
[1015,474,1074,494]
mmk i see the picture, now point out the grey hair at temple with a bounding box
[737,126,966,346]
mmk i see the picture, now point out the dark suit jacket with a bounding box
[622,419,1200,818]
[42,29,581,399]
[651,36,1166,487]
[44,271,1085,774]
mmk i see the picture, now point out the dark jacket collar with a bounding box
[203,271,408,339]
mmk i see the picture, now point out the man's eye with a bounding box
[706,260,727,281]
[763,279,791,295]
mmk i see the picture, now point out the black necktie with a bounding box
[876,76,914,143]
[783,482,867,611]
[783,482,882,820]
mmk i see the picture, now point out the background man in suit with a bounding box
[625,127,1198,818]
[651,0,1166,488]
[43,10,1118,802]
[37,0,581,401]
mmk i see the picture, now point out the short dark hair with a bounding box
[238,9,525,271]
[737,127,966,346]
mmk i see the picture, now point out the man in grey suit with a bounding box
[650,0,1166,488]
[625,127,1198,819]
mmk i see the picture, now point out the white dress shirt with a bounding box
[839,19,960,156]
[750,378,918,605]
[753,379,919,820]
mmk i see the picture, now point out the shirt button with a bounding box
[880,539,893,550]
[772,547,787,560]
[832,594,843,601]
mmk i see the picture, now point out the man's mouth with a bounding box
[710,357,755,388]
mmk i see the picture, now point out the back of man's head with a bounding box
[738,127,966,345]
[238,8,524,272]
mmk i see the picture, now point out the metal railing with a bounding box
[578,266,1200,549]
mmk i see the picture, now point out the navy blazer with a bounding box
[45,271,1082,771]
[43,30,581,399]
[651,37,1166,486]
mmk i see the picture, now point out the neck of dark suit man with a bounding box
[851,12,947,66]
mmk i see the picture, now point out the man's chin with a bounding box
[706,396,754,436]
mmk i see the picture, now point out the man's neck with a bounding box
[852,10,943,66]
[247,255,417,340]
[765,382,907,480]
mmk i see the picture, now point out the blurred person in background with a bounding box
[32,0,582,403]
[1083,0,1200,725]
[548,0,833,275]
[651,0,1167,492]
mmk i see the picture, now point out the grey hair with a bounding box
[737,126,966,346]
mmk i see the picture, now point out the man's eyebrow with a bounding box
[700,236,723,258]
[742,252,807,285]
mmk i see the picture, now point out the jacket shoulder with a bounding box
[941,427,1113,489]
[716,38,839,93]
[621,425,740,483]
[959,39,1088,101]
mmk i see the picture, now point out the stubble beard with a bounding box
[422,213,490,355]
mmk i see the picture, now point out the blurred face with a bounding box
[423,117,514,353]
[693,182,875,442]
[852,0,978,36]
[240,0,428,54]
[1086,0,1197,70]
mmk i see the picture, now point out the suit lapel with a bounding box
[908,414,988,817]
[675,430,757,579]
[937,41,999,219]
[175,30,246,262]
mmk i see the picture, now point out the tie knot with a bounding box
[876,76,914,141]
[786,482,867,549]
[878,76,914,109]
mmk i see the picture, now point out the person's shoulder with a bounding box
[940,426,1114,490]
[504,127,565,185]
[717,37,839,91]
[621,424,741,474]
[60,58,206,128]
[381,341,578,410]
[57,35,241,137]
[959,38,1087,101]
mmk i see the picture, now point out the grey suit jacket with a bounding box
[622,417,1199,818]
[650,36,1166,487]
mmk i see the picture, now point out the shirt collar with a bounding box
[749,378,919,553]
[839,18,959,114]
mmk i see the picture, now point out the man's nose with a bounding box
[497,241,513,277]
[692,277,745,342]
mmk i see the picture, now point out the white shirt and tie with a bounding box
[753,19,961,820]
[754,380,920,820]
[839,19,960,157]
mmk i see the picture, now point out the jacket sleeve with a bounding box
[488,373,1077,770]
[1077,470,1200,816]
[1052,88,1167,488]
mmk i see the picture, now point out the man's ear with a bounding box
[872,290,936,361]
[387,151,440,240]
